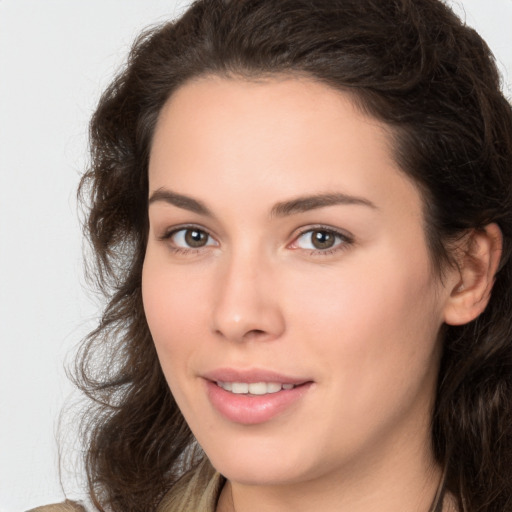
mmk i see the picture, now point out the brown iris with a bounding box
[310,230,336,249]
[184,229,209,247]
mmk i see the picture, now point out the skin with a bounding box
[142,76,494,511]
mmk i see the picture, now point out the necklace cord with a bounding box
[428,466,447,512]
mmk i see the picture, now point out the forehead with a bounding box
[151,75,393,166]
[148,75,422,222]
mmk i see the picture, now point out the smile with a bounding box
[204,372,313,424]
[216,381,296,395]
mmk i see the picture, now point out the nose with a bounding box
[211,249,285,343]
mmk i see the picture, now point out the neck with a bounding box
[218,466,443,512]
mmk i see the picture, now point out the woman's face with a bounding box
[143,76,455,486]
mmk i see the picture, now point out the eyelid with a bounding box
[288,225,354,254]
[158,224,219,251]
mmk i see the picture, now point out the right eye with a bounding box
[166,227,217,249]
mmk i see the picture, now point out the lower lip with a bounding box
[205,380,312,425]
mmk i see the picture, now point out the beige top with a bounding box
[27,459,224,512]
[28,460,451,511]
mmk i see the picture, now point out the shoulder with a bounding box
[26,460,222,512]
[26,500,86,512]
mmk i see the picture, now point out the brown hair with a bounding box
[76,0,512,510]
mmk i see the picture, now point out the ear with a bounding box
[443,223,503,326]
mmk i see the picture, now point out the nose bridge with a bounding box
[211,242,285,342]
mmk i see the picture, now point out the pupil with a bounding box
[312,230,334,249]
[185,229,207,247]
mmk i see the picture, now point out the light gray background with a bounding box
[0,1,511,511]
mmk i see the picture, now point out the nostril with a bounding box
[244,329,267,340]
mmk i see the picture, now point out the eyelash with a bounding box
[290,225,354,256]
[159,224,217,255]
[158,224,354,257]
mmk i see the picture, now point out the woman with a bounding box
[31,0,512,511]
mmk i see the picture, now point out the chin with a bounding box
[213,456,308,486]
[201,432,321,486]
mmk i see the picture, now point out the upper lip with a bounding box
[202,367,311,385]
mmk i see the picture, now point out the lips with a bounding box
[202,368,313,424]
[202,368,309,385]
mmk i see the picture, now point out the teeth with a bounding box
[247,382,267,395]
[216,381,296,395]
[232,382,249,394]
[265,382,282,394]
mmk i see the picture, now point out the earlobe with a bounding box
[443,223,503,326]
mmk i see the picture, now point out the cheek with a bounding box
[141,254,210,374]
[287,247,442,394]
[141,256,217,428]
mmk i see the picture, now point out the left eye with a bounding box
[170,228,216,248]
[294,229,346,250]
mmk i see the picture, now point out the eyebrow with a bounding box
[270,193,377,217]
[148,188,376,217]
[148,188,212,216]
